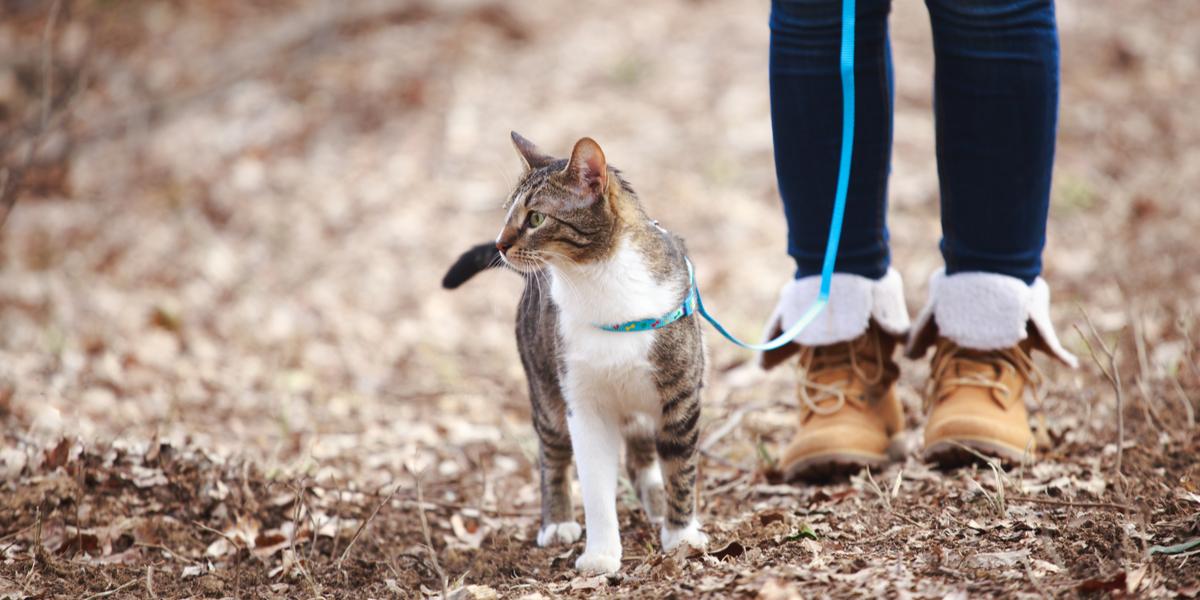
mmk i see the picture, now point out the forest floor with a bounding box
[1,0,1198,598]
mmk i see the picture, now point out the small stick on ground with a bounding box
[700,448,750,473]
[1074,308,1125,478]
[1131,312,1172,436]
[287,479,321,597]
[1010,496,1133,512]
[336,481,401,568]
[191,521,243,597]
[144,565,157,600]
[0,521,40,550]
[329,476,345,564]
[699,401,764,453]
[24,506,41,587]
[398,497,538,518]
[81,577,138,600]
[863,467,921,525]
[1172,378,1196,433]
[134,543,200,565]
[863,467,892,512]
[410,464,449,599]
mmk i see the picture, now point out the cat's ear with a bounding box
[564,137,607,197]
[511,131,554,172]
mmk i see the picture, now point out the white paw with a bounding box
[661,520,708,552]
[537,521,582,547]
[574,551,622,575]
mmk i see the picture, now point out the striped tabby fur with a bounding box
[443,133,708,574]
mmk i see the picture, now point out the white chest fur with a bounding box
[548,240,683,419]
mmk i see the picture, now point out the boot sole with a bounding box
[923,438,1031,469]
[784,451,888,482]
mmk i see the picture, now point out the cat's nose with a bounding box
[496,240,512,254]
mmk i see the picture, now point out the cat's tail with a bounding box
[442,242,503,289]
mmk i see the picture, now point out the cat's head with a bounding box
[494,132,622,272]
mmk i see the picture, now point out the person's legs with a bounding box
[926,0,1059,282]
[765,0,913,479]
[909,0,1077,466]
[770,0,894,280]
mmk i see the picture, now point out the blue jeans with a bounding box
[770,0,1059,284]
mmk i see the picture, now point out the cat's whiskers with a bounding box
[529,256,550,298]
[487,252,509,273]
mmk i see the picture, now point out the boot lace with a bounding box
[796,327,885,417]
[926,341,1044,412]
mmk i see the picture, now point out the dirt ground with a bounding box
[1,0,1198,598]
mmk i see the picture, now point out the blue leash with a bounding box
[593,0,855,350]
[700,0,856,351]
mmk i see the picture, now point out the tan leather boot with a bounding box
[779,322,904,479]
[922,338,1042,466]
[906,269,1079,467]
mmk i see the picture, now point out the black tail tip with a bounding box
[442,242,501,289]
[442,269,468,289]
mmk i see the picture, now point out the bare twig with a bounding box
[24,506,42,587]
[191,521,236,546]
[949,441,1021,517]
[1172,378,1196,433]
[337,481,401,567]
[863,466,892,512]
[1179,312,1200,382]
[398,497,537,518]
[0,521,40,548]
[144,566,157,600]
[706,472,753,498]
[329,477,345,564]
[963,471,1007,519]
[133,543,199,565]
[1009,496,1133,512]
[287,479,321,597]
[699,401,765,453]
[1074,309,1125,477]
[700,448,752,474]
[81,577,138,600]
[1130,312,1174,437]
[300,479,322,563]
[847,524,909,545]
[39,0,63,131]
[411,465,449,599]
[190,520,243,596]
[863,467,920,526]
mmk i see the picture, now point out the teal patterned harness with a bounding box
[594,260,699,333]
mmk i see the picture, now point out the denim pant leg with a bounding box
[770,0,894,280]
[926,0,1059,284]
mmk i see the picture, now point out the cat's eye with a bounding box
[527,211,546,228]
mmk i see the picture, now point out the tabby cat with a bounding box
[443,133,708,575]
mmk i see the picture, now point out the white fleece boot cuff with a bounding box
[906,269,1078,367]
[760,267,910,350]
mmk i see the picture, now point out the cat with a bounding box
[442,133,709,575]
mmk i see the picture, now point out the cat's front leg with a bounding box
[535,433,581,547]
[566,404,623,575]
[656,389,708,552]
